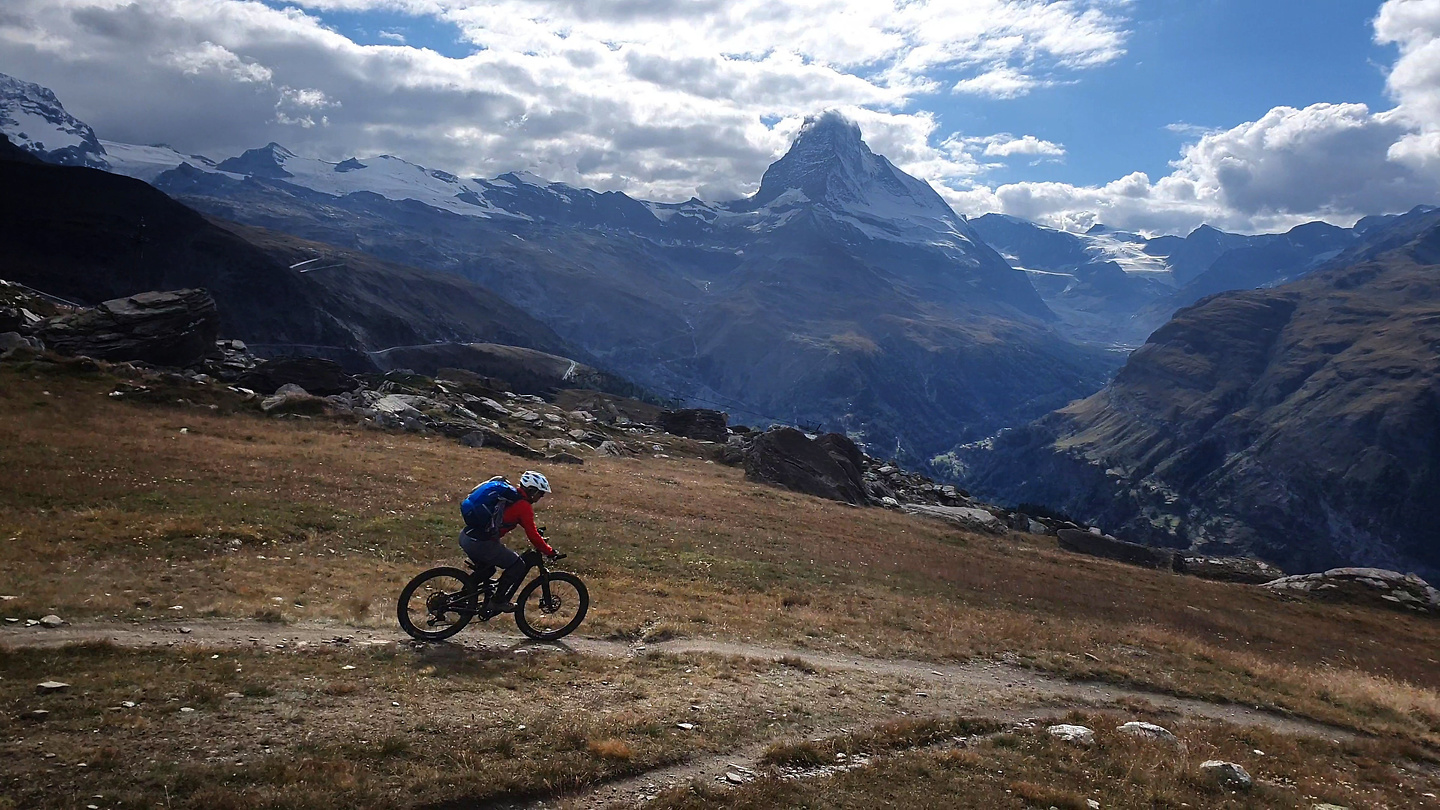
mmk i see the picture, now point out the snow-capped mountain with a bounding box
[0,73,106,168]
[724,111,984,252]
[970,213,1365,346]
[0,72,1114,466]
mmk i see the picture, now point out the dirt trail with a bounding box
[3,619,1356,809]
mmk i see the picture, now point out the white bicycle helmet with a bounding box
[519,470,551,496]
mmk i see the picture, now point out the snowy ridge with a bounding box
[0,72,106,167]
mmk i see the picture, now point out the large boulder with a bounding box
[744,427,869,505]
[37,289,218,367]
[1263,568,1440,615]
[658,408,728,442]
[236,356,356,396]
[1057,528,1180,570]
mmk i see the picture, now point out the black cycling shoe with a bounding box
[481,601,515,619]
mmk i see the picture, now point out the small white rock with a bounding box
[179,707,195,713]
[36,681,70,693]
[1116,721,1179,744]
[676,722,696,730]
[1047,724,1096,746]
[38,614,64,628]
[1200,760,1252,789]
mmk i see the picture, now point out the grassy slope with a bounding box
[2,357,1439,807]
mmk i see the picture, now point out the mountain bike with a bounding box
[396,547,589,642]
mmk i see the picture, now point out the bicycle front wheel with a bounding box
[397,566,477,642]
[515,571,589,641]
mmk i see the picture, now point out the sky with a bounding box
[0,0,1438,235]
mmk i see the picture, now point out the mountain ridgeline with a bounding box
[130,109,1121,461]
[6,71,1440,577]
[957,208,1440,579]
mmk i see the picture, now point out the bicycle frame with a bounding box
[442,549,555,618]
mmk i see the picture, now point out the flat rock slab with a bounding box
[36,681,70,693]
[902,504,1004,534]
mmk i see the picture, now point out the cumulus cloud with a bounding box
[958,0,1440,233]
[973,134,1066,158]
[0,0,1126,202]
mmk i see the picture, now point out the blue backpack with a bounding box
[461,476,523,537]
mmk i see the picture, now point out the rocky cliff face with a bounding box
[956,210,1440,579]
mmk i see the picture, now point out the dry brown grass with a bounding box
[3,359,1440,748]
[656,711,1440,810]
[2,639,956,809]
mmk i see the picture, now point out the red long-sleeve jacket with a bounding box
[497,498,555,556]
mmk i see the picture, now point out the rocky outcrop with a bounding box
[744,427,869,505]
[901,504,1004,535]
[1057,528,1179,570]
[1264,568,1440,615]
[237,356,356,396]
[658,408,728,443]
[36,289,218,367]
[959,211,1440,581]
[1176,555,1285,584]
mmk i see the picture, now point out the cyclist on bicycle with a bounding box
[459,470,557,618]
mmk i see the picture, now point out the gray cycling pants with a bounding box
[459,528,522,574]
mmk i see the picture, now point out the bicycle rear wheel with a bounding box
[515,571,588,641]
[397,567,477,642]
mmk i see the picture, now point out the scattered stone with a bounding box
[38,614,64,628]
[36,681,70,694]
[724,772,748,785]
[1046,724,1095,746]
[120,701,137,708]
[179,707,195,713]
[179,627,193,634]
[549,451,585,465]
[1177,555,1286,584]
[597,440,630,457]
[25,709,49,721]
[676,722,696,730]
[1117,721,1179,745]
[1200,760,1252,789]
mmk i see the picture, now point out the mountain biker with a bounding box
[459,471,557,617]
